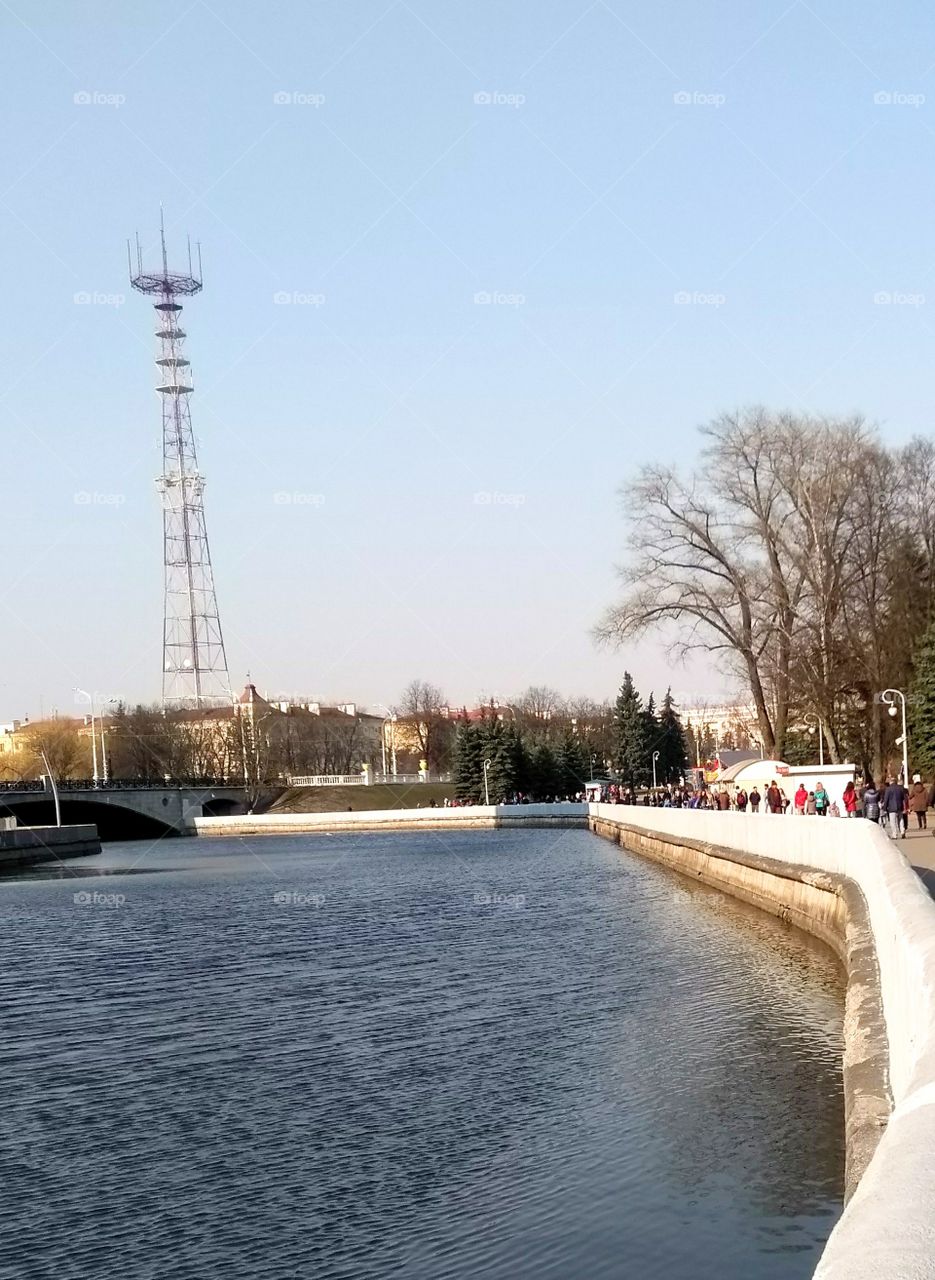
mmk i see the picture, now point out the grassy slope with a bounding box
[270,782,456,813]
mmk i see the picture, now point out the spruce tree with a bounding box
[453,719,483,802]
[557,731,587,796]
[640,691,658,785]
[657,687,689,783]
[530,742,559,800]
[486,720,519,802]
[612,672,645,786]
[909,618,935,779]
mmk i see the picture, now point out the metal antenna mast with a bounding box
[129,217,231,708]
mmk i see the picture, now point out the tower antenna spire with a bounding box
[128,215,230,709]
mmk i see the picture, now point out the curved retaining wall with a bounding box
[589,804,935,1280]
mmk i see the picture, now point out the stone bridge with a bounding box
[0,782,249,840]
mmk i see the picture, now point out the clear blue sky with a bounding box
[2,0,934,719]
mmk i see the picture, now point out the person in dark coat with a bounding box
[882,778,908,839]
[862,781,881,823]
[909,777,930,830]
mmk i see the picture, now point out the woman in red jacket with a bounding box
[842,780,858,817]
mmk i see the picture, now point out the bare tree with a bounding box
[396,680,451,771]
[597,415,793,755]
[20,719,89,780]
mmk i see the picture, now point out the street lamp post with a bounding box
[804,713,824,767]
[483,757,492,806]
[652,749,660,790]
[99,698,118,782]
[39,748,61,827]
[590,753,596,781]
[74,688,99,785]
[881,689,909,786]
[375,704,398,779]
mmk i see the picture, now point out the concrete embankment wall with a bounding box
[193,803,588,837]
[0,824,100,866]
[589,804,935,1280]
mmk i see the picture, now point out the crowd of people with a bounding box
[589,775,935,840]
[442,775,935,842]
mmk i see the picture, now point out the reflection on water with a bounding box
[0,829,843,1279]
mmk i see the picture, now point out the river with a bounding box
[0,827,844,1278]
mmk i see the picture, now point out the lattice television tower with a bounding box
[129,214,231,708]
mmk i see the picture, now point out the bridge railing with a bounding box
[0,777,247,793]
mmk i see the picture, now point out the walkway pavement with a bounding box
[885,823,935,896]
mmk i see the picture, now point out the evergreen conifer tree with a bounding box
[453,719,483,802]
[909,619,935,779]
[612,672,645,785]
[640,691,658,785]
[530,741,559,800]
[557,731,587,796]
[657,687,689,783]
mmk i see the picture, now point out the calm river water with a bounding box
[0,828,844,1279]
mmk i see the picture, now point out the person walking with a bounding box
[882,777,909,839]
[749,787,761,814]
[794,783,808,815]
[735,787,748,812]
[842,780,859,817]
[766,780,784,814]
[814,781,830,817]
[806,791,817,815]
[909,776,930,830]
[862,780,881,824]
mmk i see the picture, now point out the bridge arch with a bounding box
[0,796,176,841]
